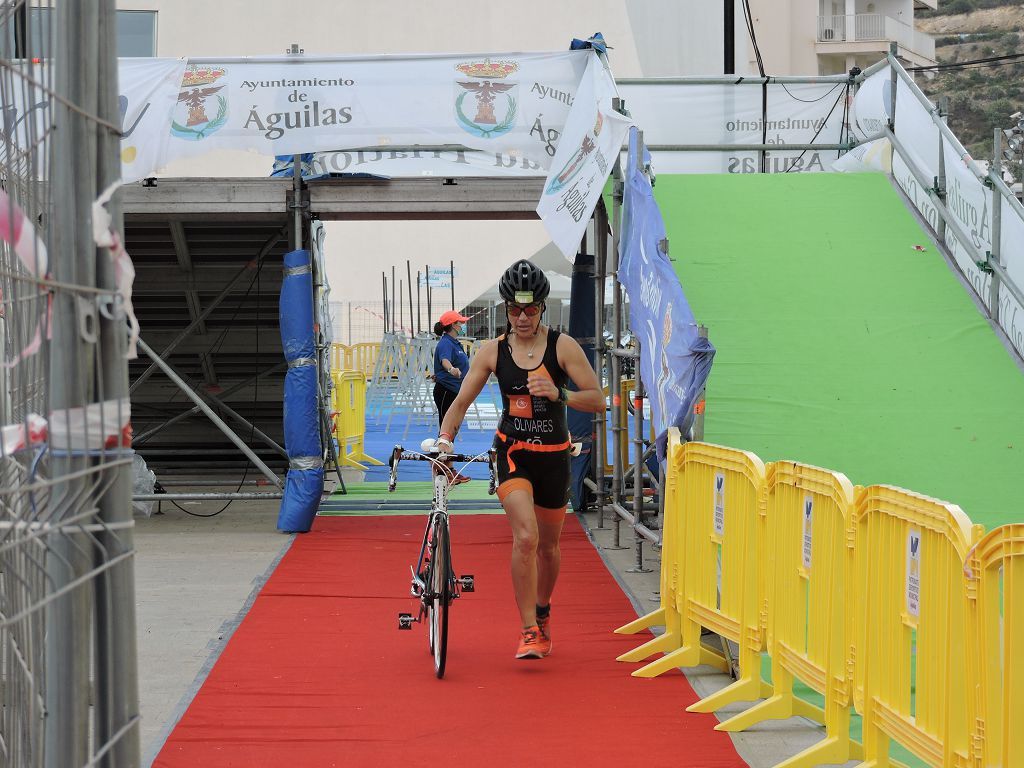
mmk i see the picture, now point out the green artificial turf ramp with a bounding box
[654,172,1024,529]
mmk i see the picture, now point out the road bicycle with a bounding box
[388,445,497,678]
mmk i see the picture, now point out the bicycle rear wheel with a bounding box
[430,519,451,678]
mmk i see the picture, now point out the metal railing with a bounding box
[817,14,935,60]
[881,47,1024,358]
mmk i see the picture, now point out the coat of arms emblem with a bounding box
[171,65,228,141]
[454,59,518,139]
[545,108,604,194]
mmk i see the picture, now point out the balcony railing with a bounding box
[817,14,935,60]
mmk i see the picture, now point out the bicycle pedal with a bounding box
[458,574,475,592]
[397,612,415,630]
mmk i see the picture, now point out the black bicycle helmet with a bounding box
[498,259,550,304]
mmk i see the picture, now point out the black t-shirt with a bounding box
[496,329,569,444]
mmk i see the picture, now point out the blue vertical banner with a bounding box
[617,127,715,458]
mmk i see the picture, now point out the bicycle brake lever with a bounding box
[487,449,497,495]
[388,446,402,492]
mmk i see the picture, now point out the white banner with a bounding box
[619,80,849,174]
[854,69,1024,360]
[998,196,1024,357]
[307,148,546,178]
[943,139,994,300]
[119,51,589,181]
[118,58,189,184]
[536,54,631,256]
[850,71,890,140]
[113,51,622,253]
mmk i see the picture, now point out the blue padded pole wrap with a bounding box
[276,248,324,533]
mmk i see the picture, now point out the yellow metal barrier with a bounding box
[716,461,859,766]
[349,342,380,378]
[331,371,383,470]
[330,343,381,379]
[965,523,1023,767]
[613,429,713,667]
[613,436,1019,762]
[852,485,981,768]
[628,442,767,714]
[331,342,347,371]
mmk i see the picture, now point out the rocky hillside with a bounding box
[916,1,1024,162]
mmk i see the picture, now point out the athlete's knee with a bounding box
[512,529,539,557]
[537,540,559,561]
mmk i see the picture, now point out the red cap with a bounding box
[438,310,469,325]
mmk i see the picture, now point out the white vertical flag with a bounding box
[537,53,631,256]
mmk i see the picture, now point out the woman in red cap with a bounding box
[432,310,471,484]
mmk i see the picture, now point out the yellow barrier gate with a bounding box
[331,342,345,371]
[613,440,1023,763]
[349,343,380,378]
[852,486,981,768]
[965,523,1024,768]
[331,371,383,470]
[678,442,771,711]
[623,442,767,715]
[717,461,859,766]
[330,343,381,379]
[613,430,716,668]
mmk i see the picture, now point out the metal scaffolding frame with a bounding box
[118,171,547,504]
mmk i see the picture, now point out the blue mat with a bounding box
[359,413,496,483]
[357,402,655,484]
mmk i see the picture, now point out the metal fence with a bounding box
[0,2,139,766]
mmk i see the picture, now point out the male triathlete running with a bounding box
[433,260,604,659]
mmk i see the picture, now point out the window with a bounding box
[1,9,156,58]
[1,8,50,59]
[116,11,156,57]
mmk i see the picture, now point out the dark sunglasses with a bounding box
[506,303,542,318]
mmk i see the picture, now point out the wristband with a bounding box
[558,387,570,404]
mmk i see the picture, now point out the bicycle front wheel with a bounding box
[430,519,451,678]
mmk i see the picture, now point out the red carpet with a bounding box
[154,515,747,767]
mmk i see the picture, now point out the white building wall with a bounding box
[116,1,644,72]
[624,0,726,76]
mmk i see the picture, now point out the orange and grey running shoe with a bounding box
[515,625,544,659]
[536,613,552,656]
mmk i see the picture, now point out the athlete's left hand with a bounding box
[527,373,559,401]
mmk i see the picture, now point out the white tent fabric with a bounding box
[470,268,617,305]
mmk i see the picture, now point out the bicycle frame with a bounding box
[409,478,451,601]
[390,445,496,678]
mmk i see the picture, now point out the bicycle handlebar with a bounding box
[387,445,498,495]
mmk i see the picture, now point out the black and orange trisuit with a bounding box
[493,330,572,510]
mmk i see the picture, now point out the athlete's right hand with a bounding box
[420,436,454,454]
